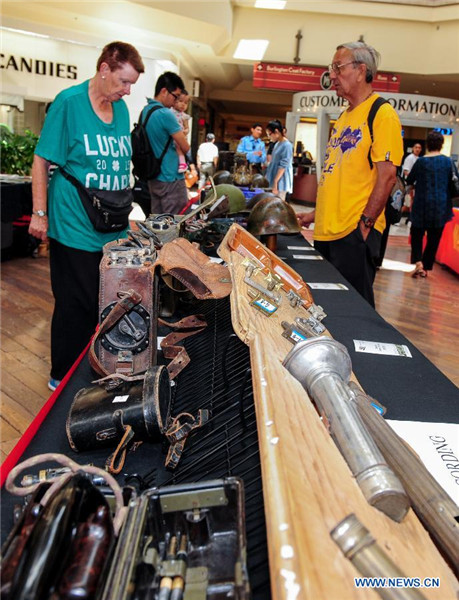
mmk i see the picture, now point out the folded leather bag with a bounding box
[60,169,133,233]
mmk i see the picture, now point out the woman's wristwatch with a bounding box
[33,210,47,217]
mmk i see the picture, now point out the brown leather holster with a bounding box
[154,237,232,300]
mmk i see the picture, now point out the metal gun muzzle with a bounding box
[331,514,427,600]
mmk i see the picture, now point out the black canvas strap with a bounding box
[367,96,390,169]
[139,105,173,163]
[59,168,87,191]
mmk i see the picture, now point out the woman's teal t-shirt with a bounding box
[35,79,131,252]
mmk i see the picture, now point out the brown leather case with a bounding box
[92,241,159,378]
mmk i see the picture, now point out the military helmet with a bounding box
[213,170,233,185]
[247,196,300,235]
[251,173,270,189]
[205,183,246,214]
[246,191,276,211]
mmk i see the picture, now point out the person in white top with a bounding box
[197,133,219,189]
[402,142,422,177]
[402,142,422,223]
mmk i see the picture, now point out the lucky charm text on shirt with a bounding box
[83,133,131,189]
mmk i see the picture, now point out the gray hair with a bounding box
[336,41,380,83]
[206,133,215,141]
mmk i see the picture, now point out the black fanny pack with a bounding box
[60,168,133,233]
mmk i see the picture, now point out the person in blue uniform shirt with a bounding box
[237,123,266,171]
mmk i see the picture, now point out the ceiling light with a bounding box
[255,1,286,9]
[233,39,269,60]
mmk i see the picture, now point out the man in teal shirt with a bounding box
[142,72,190,214]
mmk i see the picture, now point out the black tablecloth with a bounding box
[2,232,457,597]
[1,181,33,222]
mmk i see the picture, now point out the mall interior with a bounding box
[1,2,459,599]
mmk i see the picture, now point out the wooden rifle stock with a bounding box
[348,382,459,575]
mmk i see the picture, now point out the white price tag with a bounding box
[208,256,223,264]
[287,246,316,251]
[307,282,348,290]
[387,420,459,504]
[157,336,165,350]
[291,254,323,260]
[353,340,412,357]
[112,395,129,403]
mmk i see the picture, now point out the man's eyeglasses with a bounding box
[168,90,180,101]
[327,61,357,74]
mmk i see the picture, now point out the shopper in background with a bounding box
[29,41,144,391]
[142,71,190,213]
[402,142,423,178]
[237,123,266,171]
[297,41,403,307]
[265,120,293,199]
[402,141,423,224]
[171,90,191,173]
[406,131,454,278]
[197,133,219,190]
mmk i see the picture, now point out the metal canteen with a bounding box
[282,337,410,522]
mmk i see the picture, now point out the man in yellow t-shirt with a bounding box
[298,42,403,307]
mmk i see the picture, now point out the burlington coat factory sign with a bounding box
[292,91,459,126]
[253,62,400,93]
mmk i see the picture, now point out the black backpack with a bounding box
[367,97,405,225]
[131,105,172,180]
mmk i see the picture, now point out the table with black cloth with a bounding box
[0,178,33,222]
[1,232,458,599]
[1,177,33,255]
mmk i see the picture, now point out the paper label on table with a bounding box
[291,254,323,260]
[307,282,349,290]
[287,246,317,251]
[387,420,459,503]
[112,395,129,403]
[353,340,412,357]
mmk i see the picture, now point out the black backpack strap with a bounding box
[367,96,390,169]
[140,104,160,127]
[140,104,173,156]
